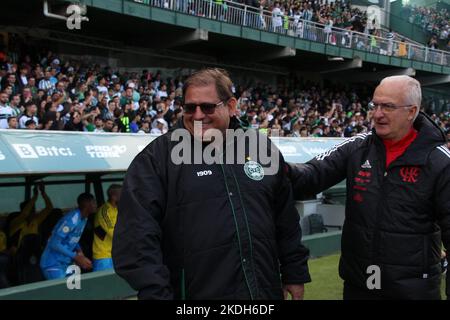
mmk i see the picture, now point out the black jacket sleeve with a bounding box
[275,153,311,285]
[435,163,450,300]
[112,142,172,300]
[288,136,360,200]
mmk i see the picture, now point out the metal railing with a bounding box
[131,0,450,67]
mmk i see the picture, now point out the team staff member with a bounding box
[113,68,311,300]
[289,76,450,299]
[92,184,122,271]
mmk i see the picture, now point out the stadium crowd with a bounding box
[403,4,450,50]
[1,46,449,139]
[136,0,450,60]
[265,0,368,32]
[213,0,369,31]
[141,0,369,35]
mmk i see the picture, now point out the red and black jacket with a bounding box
[290,112,450,299]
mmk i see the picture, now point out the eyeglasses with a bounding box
[183,101,225,115]
[368,101,413,113]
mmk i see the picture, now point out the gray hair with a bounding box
[182,68,234,103]
[379,75,421,120]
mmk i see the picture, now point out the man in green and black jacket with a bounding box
[113,68,311,300]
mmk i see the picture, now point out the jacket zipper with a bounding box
[371,140,387,267]
[422,236,429,278]
[220,163,255,300]
[230,166,259,298]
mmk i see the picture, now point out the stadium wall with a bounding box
[0,232,341,299]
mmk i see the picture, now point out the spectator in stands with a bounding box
[42,110,62,130]
[84,109,100,132]
[120,102,134,132]
[386,29,395,56]
[7,116,18,129]
[19,101,39,129]
[24,119,37,130]
[398,38,408,57]
[150,118,165,135]
[113,68,311,300]
[103,119,114,132]
[64,111,84,131]
[9,93,22,117]
[157,83,168,99]
[0,91,13,129]
[289,75,450,300]
[93,115,104,133]
[38,69,54,93]
[92,184,122,272]
[40,193,97,280]
[120,87,136,108]
[151,107,169,133]
[16,64,29,91]
[323,15,334,44]
[96,76,108,95]
[257,0,267,29]
[2,84,13,98]
[370,31,379,54]
[428,35,439,49]
[1,73,18,96]
[138,120,150,133]
[27,78,38,97]
[272,2,283,33]
[126,114,138,133]
[111,123,119,132]
[428,35,439,63]
[102,100,115,120]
